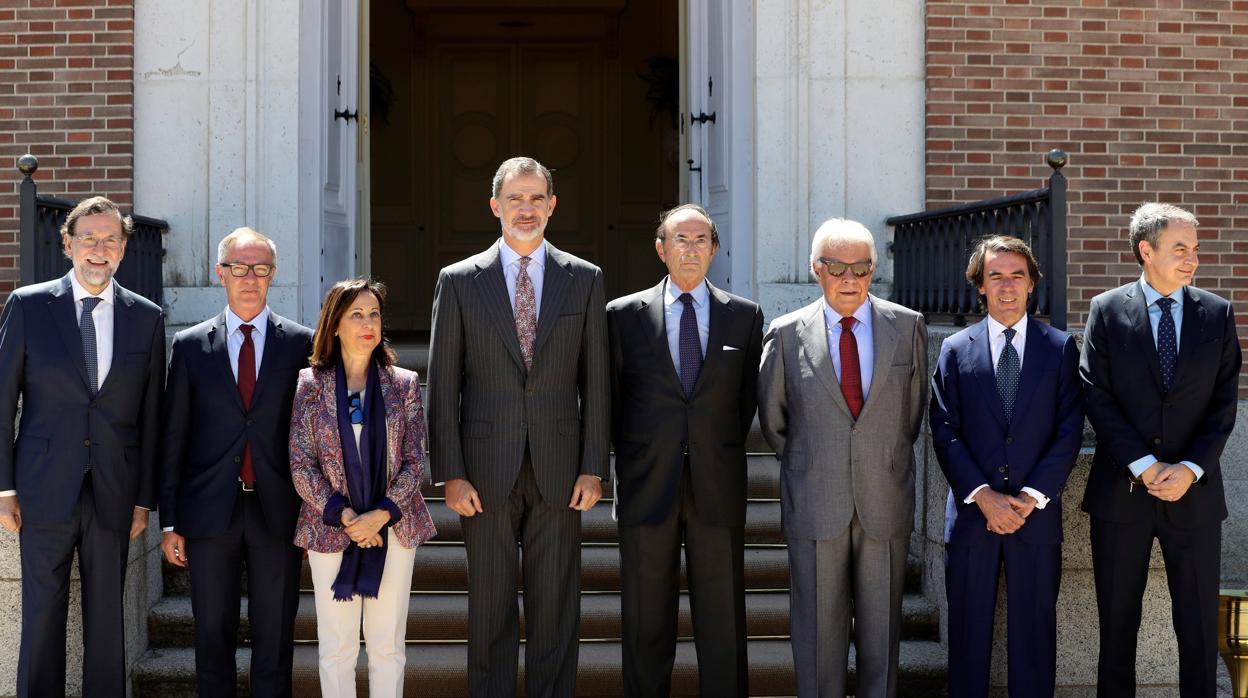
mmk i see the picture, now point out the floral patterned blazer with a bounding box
[289,363,436,553]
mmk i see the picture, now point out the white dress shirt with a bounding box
[823,298,874,401]
[663,278,710,374]
[963,316,1050,509]
[499,238,547,318]
[225,305,269,381]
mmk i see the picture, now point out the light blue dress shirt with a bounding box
[224,305,269,381]
[822,298,874,401]
[499,238,547,318]
[1127,275,1203,481]
[664,278,710,374]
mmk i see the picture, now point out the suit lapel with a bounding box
[49,274,91,391]
[858,297,899,419]
[379,367,401,480]
[209,312,247,412]
[473,244,526,372]
[1124,282,1164,393]
[797,300,851,416]
[1172,285,1205,388]
[967,319,1009,431]
[534,242,573,359]
[1009,317,1051,428]
[96,282,132,395]
[250,314,285,404]
[640,281,685,395]
[690,282,732,397]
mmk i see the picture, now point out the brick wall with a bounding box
[0,0,135,302]
[927,0,1248,397]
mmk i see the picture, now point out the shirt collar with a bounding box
[225,305,270,338]
[1139,274,1184,309]
[985,313,1027,344]
[68,272,115,306]
[823,296,873,331]
[499,238,547,271]
[664,277,710,308]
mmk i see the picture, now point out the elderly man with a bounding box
[159,227,313,697]
[758,218,927,697]
[0,196,165,697]
[607,204,763,697]
[1081,203,1241,697]
[427,156,610,697]
[929,236,1084,698]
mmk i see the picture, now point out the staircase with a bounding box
[131,374,948,696]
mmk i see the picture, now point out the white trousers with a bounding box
[307,529,417,698]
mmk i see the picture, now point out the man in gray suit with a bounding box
[427,156,610,698]
[758,218,928,697]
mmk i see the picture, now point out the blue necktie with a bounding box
[678,293,702,398]
[1156,297,1177,392]
[80,296,102,395]
[996,327,1020,424]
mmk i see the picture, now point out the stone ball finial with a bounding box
[1046,149,1067,170]
[17,154,38,177]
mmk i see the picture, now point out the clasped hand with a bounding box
[342,507,389,548]
[975,489,1037,535]
[1141,461,1195,502]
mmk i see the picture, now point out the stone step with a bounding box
[147,590,940,647]
[131,639,948,697]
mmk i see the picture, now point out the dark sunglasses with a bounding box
[348,393,364,425]
[816,258,872,278]
[220,262,274,278]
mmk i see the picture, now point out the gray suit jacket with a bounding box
[427,240,611,510]
[758,295,928,541]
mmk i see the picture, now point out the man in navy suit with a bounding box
[159,227,313,697]
[0,196,165,697]
[1081,203,1241,697]
[930,235,1084,698]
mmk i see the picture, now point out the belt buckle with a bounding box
[240,481,255,493]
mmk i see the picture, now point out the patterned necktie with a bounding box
[237,324,257,486]
[515,257,537,370]
[678,293,702,397]
[839,316,864,419]
[997,327,1021,423]
[1156,297,1177,392]
[79,296,102,395]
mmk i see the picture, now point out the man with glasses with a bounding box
[606,204,763,697]
[758,218,928,697]
[158,227,313,697]
[0,196,165,696]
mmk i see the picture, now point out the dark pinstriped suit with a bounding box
[427,239,610,698]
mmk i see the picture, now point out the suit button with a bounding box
[233,456,241,463]
[83,439,91,447]
[998,466,1006,473]
[520,421,528,429]
[1005,436,1014,444]
[851,428,859,435]
[1153,437,1162,445]
[89,401,98,408]
[246,419,254,426]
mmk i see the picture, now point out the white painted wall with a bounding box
[134,0,304,326]
[753,0,926,322]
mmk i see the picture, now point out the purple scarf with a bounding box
[331,358,389,601]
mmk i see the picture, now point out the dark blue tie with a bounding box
[996,327,1020,424]
[80,296,102,395]
[678,293,702,398]
[1156,297,1177,392]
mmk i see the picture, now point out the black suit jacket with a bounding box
[1080,281,1241,527]
[159,311,313,539]
[607,280,764,527]
[427,240,611,509]
[0,272,165,532]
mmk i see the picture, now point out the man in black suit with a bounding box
[159,227,313,697]
[606,204,763,697]
[427,156,610,697]
[0,196,165,697]
[1080,202,1241,697]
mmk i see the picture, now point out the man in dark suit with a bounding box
[929,235,1084,698]
[0,196,165,697]
[158,227,313,697]
[1081,202,1241,697]
[606,204,763,698]
[427,156,610,698]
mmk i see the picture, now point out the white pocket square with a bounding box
[723,345,741,351]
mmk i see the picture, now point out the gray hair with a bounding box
[809,218,878,275]
[1129,203,1198,266]
[217,227,278,264]
[490,157,554,199]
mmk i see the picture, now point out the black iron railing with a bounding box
[17,154,167,306]
[886,150,1068,329]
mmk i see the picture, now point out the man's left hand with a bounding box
[129,507,149,540]
[1009,493,1038,519]
[568,475,602,512]
[1146,463,1197,502]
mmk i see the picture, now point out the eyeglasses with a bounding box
[665,236,714,251]
[220,262,274,278]
[74,235,123,251]
[348,393,363,425]
[816,258,873,278]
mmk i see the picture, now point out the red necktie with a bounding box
[839,316,864,419]
[237,324,257,486]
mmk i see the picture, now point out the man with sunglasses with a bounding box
[758,218,928,697]
[158,227,313,697]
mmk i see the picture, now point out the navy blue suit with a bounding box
[0,272,165,697]
[930,316,1084,698]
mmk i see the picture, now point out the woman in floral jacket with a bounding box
[289,277,436,698]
